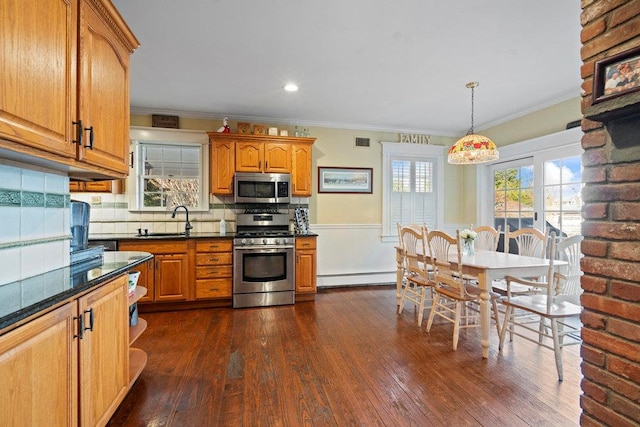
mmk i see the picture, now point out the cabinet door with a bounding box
[264,142,291,173]
[211,138,235,194]
[295,250,317,293]
[292,142,313,196]
[76,0,131,175]
[0,0,77,159]
[295,237,317,294]
[235,141,263,172]
[0,302,78,427]
[155,253,189,301]
[78,275,129,427]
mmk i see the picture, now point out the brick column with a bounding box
[580,0,640,425]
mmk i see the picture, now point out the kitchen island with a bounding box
[0,251,152,426]
[0,251,152,331]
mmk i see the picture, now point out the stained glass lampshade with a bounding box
[447,133,499,164]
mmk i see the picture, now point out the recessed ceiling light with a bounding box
[284,83,298,92]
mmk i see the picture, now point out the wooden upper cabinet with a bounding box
[263,142,291,173]
[76,0,136,176]
[210,136,235,195]
[236,141,291,173]
[0,0,78,159]
[0,0,139,178]
[292,141,313,197]
[208,133,314,195]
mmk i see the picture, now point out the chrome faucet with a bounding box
[171,205,193,235]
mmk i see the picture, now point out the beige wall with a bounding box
[481,96,582,146]
[131,98,579,228]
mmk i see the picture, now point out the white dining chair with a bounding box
[498,232,581,381]
[425,229,502,350]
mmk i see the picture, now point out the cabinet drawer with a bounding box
[119,240,188,254]
[195,253,232,266]
[195,279,232,299]
[195,240,232,252]
[196,265,233,279]
[295,237,316,250]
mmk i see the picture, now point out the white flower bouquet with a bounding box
[459,229,477,243]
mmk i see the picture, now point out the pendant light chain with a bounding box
[470,84,475,134]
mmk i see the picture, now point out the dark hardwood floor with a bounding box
[109,286,581,426]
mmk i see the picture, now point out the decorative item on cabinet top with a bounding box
[237,122,251,134]
[253,124,266,135]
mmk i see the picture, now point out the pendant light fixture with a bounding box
[447,82,499,165]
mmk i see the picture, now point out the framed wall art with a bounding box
[592,46,640,104]
[318,167,373,194]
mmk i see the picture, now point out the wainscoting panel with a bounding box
[312,224,397,288]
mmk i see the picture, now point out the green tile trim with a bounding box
[0,188,70,208]
[45,194,66,208]
[0,235,70,250]
[115,202,128,209]
[22,191,45,207]
[0,190,21,206]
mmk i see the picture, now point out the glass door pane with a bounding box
[492,161,536,237]
[543,155,583,237]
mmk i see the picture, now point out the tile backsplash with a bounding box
[0,162,70,285]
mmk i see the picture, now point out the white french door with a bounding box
[478,128,584,240]
[490,158,538,235]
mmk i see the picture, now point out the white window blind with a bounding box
[381,142,444,239]
[391,158,435,228]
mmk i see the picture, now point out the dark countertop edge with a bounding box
[89,232,319,241]
[0,252,153,334]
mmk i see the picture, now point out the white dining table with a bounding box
[456,250,569,358]
[396,247,567,358]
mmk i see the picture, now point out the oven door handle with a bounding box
[234,246,294,252]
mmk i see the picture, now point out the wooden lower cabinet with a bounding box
[155,253,189,301]
[195,239,233,299]
[295,236,317,298]
[78,275,129,427]
[0,274,133,427]
[0,302,78,426]
[118,240,190,303]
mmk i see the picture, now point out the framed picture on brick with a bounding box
[593,46,640,104]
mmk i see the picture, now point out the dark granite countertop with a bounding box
[0,251,153,333]
[90,232,236,241]
[89,232,318,241]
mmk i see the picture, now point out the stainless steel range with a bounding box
[233,208,295,308]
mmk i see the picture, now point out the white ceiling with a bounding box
[112,0,582,137]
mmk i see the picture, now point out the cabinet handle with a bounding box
[84,126,94,149]
[209,257,219,262]
[74,315,84,339]
[130,151,134,168]
[72,120,83,146]
[209,287,219,291]
[84,308,94,333]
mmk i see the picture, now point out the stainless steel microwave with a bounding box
[234,173,291,204]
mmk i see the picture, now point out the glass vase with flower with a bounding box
[459,229,477,255]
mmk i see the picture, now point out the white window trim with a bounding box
[127,126,210,212]
[475,127,583,226]
[381,141,446,242]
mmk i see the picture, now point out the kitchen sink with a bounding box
[135,232,187,238]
